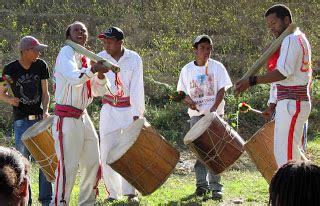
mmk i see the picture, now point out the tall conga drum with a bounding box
[184,112,244,174]
[107,118,180,196]
[244,120,308,183]
[22,116,57,182]
[244,121,277,183]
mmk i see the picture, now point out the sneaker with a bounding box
[127,194,139,203]
[212,190,223,200]
[105,197,116,202]
[195,186,209,197]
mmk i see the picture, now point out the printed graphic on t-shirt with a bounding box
[190,74,215,107]
[16,73,40,105]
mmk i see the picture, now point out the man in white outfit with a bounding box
[51,21,110,205]
[235,4,312,167]
[97,27,145,203]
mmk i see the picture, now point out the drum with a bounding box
[107,118,180,196]
[184,112,245,174]
[22,116,57,182]
[244,121,277,183]
[244,121,308,183]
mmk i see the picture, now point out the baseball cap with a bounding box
[19,36,48,52]
[193,34,213,47]
[98,27,124,40]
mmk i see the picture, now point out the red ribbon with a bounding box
[115,73,124,97]
[81,56,92,98]
[267,48,280,72]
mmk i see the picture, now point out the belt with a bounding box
[23,114,43,121]
[102,95,131,108]
[276,84,309,101]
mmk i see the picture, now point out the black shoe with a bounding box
[195,186,209,197]
[105,197,116,202]
[212,190,223,200]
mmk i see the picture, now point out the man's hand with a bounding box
[9,96,19,107]
[43,112,50,119]
[91,60,109,74]
[262,103,276,120]
[183,95,199,111]
[234,79,250,96]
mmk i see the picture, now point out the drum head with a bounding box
[183,112,219,145]
[21,116,54,140]
[106,118,146,164]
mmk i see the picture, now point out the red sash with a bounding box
[102,95,130,107]
[276,85,309,101]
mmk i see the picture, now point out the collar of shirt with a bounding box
[105,47,130,63]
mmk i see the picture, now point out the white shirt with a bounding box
[54,45,110,110]
[276,29,312,87]
[97,48,145,117]
[177,58,232,117]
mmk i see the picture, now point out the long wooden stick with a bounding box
[241,23,297,80]
[65,40,120,73]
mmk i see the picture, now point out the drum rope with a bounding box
[189,118,246,173]
[29,138,57,179]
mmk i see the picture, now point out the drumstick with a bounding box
[250,108,262,114]
[238,102,262,114]
[65,40,120,73]
[241,23,297,80]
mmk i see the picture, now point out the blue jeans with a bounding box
[14,119,53,206]
[190,116,223,192]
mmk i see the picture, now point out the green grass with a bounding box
[30,169,268,206]
[29,138,320,205]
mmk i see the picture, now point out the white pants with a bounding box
[51,114,100,205]
[99,104,136,199]
[274,99,311,167]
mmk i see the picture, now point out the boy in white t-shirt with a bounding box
[177,35,232,200]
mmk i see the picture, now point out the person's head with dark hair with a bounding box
[192,34,213,66]
[265,4,292,38]
[269,161,320,206]
[0,146,30,206]
[65,21,88,46]
[98,26,125,58]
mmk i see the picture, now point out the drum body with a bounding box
[22,116,57,182]
[184,112,244,174]
[107,118,180,196]
[244,121,277,183]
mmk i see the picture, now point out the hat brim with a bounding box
[98,33,120,40]
[98,34,107,39]
[33,44,48,52]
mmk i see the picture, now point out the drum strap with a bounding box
[54,104,83,204]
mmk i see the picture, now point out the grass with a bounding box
[29,137,320,206]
